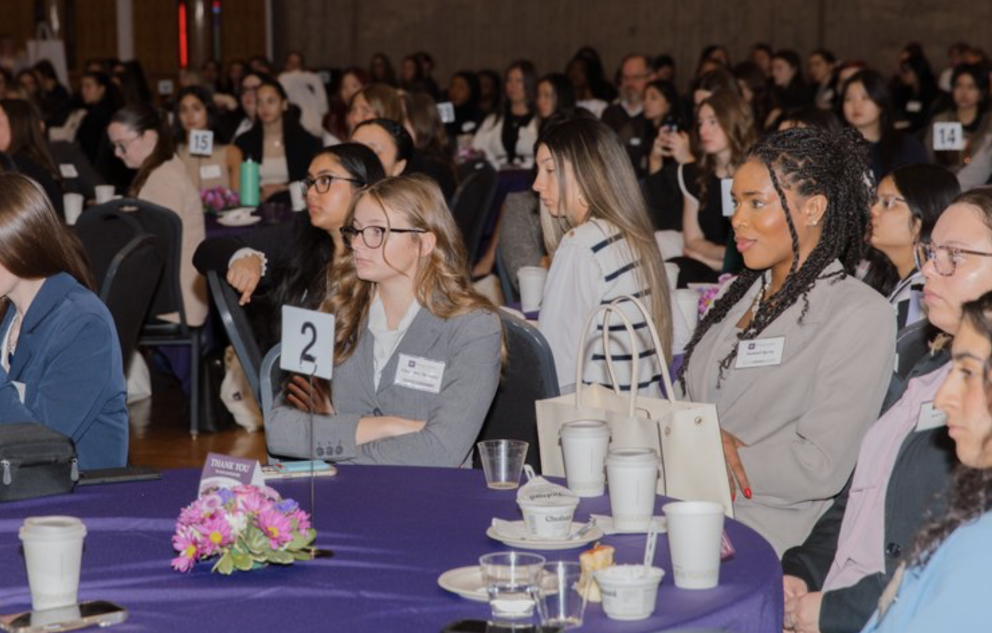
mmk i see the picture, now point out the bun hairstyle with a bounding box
[679,126,872,387]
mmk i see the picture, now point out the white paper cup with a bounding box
[19,516,87,610]
[606,448,659,531]
[663,501,725,589]
[561,420,611,497]
[517,266,548,313]
[594,564,665,620]
[519,497,579,539]
[664,262,680,289]
[290,180,307,211]
[63,193,84,226]
[94,185,115,204]
[674,289,700,331]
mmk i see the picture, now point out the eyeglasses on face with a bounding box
[300,174,362,196]
[111,134,142,155]
[874,194,907,211]
[914,240,992,277]
[339,225,426,249]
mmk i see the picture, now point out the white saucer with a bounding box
[217,214,262,227]
[438,565,488,602]
[486,521,605,550]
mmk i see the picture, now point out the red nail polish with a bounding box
[744,487,752,499]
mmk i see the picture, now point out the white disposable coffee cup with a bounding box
[94,185,115,204]
[594,564,665,620]
[289,180,306,211]
[664,262,680,289]
[606,448,659,531]
[674,289,700,331]
[19,516,87,610]
[517,266,547,313]
[663,501,725,589]
[63,193,85,226]
[560,420,611,497]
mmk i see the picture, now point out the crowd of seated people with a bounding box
[5,38,992,630]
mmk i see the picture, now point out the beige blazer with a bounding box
[139,156,208,327]
[681,261,896,556]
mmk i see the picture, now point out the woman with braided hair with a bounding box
[678,126,896,555]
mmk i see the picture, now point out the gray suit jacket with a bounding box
[682,262,896,555]
[266,308,502,467]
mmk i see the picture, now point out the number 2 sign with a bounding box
[281,306,336,380]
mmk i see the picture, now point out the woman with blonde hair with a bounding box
[266,174,503,467]
[346,83,404,134]
[534,117,682,396]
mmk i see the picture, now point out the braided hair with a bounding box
[678,126,872,389]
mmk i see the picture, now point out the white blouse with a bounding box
[367,294,422,390]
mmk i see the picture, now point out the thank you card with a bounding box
[199,452,265,495]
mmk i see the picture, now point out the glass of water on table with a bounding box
[479,552,545,625]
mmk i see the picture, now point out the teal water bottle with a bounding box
[240,158,260,206]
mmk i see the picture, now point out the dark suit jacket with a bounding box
[781,321,957,633]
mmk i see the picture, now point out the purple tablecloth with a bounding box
[204,202,296,240]
[0,467,781,632]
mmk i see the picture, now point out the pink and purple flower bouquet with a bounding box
[171,484,316,574]
[201,187,241,214]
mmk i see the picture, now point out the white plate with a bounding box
[438,565,488,602]
[486,521,605,550]
[217,214,262,227]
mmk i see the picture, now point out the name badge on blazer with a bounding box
[916,401,947,432]
[735,337,785,369]
[394,354,446,394]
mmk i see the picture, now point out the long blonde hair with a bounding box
[539,117,674,361]
[321,174,500,363]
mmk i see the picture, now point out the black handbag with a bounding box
[0,422,79,502]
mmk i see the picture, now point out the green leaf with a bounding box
[232,550,253,572]
[287,528,315,550]
[213,552,234,575]
[292,550,314,561]
[244,526,269,554]
[269,550,294,565]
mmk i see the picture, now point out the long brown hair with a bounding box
[0,173,93,318]
[320,174,499,364]
[694,90,758,207]
[0,99,59,180]
[110,103,174,195]
[352,83,404,124]
[539,117,674,362]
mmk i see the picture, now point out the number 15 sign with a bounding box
[281,306,336,380]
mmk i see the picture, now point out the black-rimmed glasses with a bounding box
[914,240,992,276]
[300,174,362,196]
[340,225,427,249]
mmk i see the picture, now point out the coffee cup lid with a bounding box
[19,516,86,541]
[606,447,659,467]
[560,420,610,438]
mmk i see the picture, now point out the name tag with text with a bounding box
[735,337,785,369]
[394,354,445,394]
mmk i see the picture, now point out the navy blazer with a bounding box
[266,307,502,467]
[0,273,127,469]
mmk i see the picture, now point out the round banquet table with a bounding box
[0,466,782,632]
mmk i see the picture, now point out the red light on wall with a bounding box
[178,1,189,68]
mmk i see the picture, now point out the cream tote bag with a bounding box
[536,295,733,516]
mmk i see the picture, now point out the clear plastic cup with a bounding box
[536,561,587,628]
[480,551,546,625]
[478,440,529,490]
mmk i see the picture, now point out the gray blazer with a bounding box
[266,308,502,467]
[681,262,896,555]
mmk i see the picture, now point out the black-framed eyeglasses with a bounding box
[340,225,427,249]
[914,240,992,277]
[300,174,362,196]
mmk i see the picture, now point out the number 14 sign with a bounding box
[281,306,335,380]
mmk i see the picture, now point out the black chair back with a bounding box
[474,311,559,472]
[101,235,165,360]
[207,271,263,402]
[73,202,145,286]
[450,160,499,264]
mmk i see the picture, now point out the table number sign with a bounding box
[933,122,965,151]
[190,129,214,156]
[437,101,455,124]
[281,305,336,380]
[199,452,264,495]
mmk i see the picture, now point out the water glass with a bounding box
[536,561,587,628]
[479,551,545,625]
[478,440,528,490]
